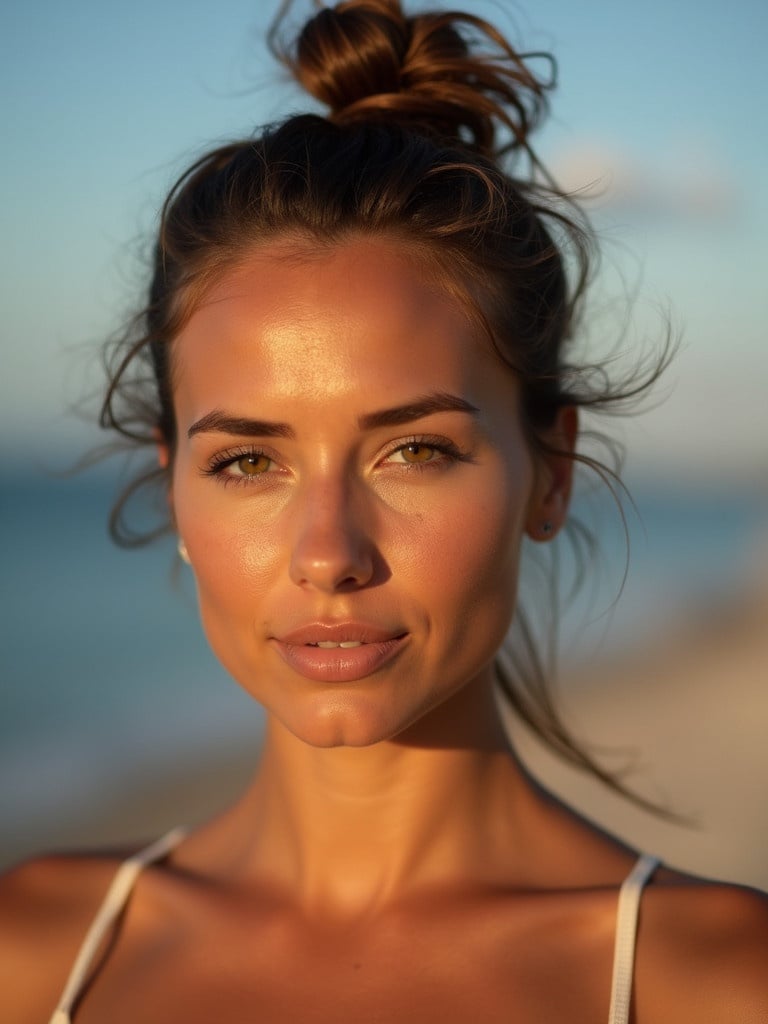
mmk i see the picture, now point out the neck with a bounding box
[206,678,540,914]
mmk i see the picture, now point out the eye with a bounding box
[393,442,440,464]
[202,447,277,484]
[382,436,467,470]
[233,453,271,476]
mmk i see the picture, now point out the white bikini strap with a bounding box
[48,827,186,1024]
[607,853,660,1024]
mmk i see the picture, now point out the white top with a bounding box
[47,829,658,1024]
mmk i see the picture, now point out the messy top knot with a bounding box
[272,0,552,157]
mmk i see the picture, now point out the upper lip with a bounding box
[275,622,406,645]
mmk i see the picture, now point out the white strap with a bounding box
[48,827,186,1024]
[607,854,659,1024]
[49,831,652,1024]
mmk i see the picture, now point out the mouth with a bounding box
[307,640,367,649]
[271,624,408,682]
[276,622,407,646]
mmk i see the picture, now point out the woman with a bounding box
[2,1,766,1021]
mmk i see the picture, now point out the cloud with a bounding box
[550,139,738,221]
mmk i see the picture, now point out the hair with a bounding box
[99,0,671,806]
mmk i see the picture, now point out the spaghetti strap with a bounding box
[47,826,186,1024]
[49,831,657,1023]
[607,854,660,1024]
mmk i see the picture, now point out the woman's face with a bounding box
[169,236,569,748]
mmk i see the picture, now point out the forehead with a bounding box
[171,236,515,421]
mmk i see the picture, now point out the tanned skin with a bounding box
[3,240,766,1023]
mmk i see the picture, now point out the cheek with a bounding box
[175,500,286,690]
[400,462,530,633]
[455,490,524,601]
[195,525,281,598]
[456,454,533,663]
[172,469,284,621]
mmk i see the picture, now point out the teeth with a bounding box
[314,640,364,649]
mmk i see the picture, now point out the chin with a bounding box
[275,691,422,749]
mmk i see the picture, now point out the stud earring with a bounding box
[178,538,191,564]
[541,521,554,536]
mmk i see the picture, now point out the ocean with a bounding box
[1,463,766,866]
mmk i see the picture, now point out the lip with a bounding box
[277,622,405,645]
[271,622,408,682]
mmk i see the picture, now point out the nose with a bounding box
[288,478,375,592]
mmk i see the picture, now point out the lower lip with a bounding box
[271,636,407,682]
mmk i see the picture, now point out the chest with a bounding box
[75,890,619,1024]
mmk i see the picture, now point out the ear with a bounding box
[525,406,577,542]
[153,430,176,526]
[153,426,171,469]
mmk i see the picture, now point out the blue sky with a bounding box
[2,0,767,479]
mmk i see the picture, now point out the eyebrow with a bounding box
[187,412,295,440]
[187,391,479,440]
[357,392,480,430]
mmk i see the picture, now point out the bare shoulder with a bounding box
[636,868,768,1022]
[0,849,124,1024]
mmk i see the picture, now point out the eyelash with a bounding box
[382,435,468,470]
[202,445,279,486]
[202,436,468,486]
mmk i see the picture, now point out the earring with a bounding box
[178,538,191,564]
[541,521,554,536]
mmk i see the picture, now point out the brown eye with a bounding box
[236,454,271,475]
[399,443,436,464]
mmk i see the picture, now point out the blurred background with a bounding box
[1,0,766,886]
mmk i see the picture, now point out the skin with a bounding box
[1,236,767,1023]
[170,236,567,758]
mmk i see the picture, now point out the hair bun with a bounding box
[273,0,553,157]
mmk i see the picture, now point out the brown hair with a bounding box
[100,0,670,804]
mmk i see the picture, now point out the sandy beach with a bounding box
[510,556,768,891]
